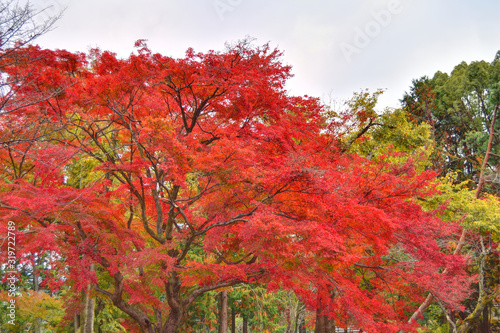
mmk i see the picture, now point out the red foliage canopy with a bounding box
[0,41,469,332]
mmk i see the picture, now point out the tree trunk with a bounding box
[231,307,236,333]
[480,305,489,333]
[314,308,335,333]
[219,290,228,333]
[243,316,248,333]
[164,311,182,333]
[294,306,301,333]
[83,264,95,333]
[314,287,336,333]
[74,314,81,333]
[84,286,95,333]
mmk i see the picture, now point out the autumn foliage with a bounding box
[0,41,471,332]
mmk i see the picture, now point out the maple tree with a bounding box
[0,41,472,333]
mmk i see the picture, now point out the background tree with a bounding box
[402,53,500,332]
[402,52,500,191]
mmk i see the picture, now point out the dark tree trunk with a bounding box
[163,306,185,333]
[243,316,248,333]
[480,305,489,333]
[161,271,186,333]
[231,307,236,333]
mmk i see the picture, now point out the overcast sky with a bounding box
[33,0,500,110]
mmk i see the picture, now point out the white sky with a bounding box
[33,0,500,110]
